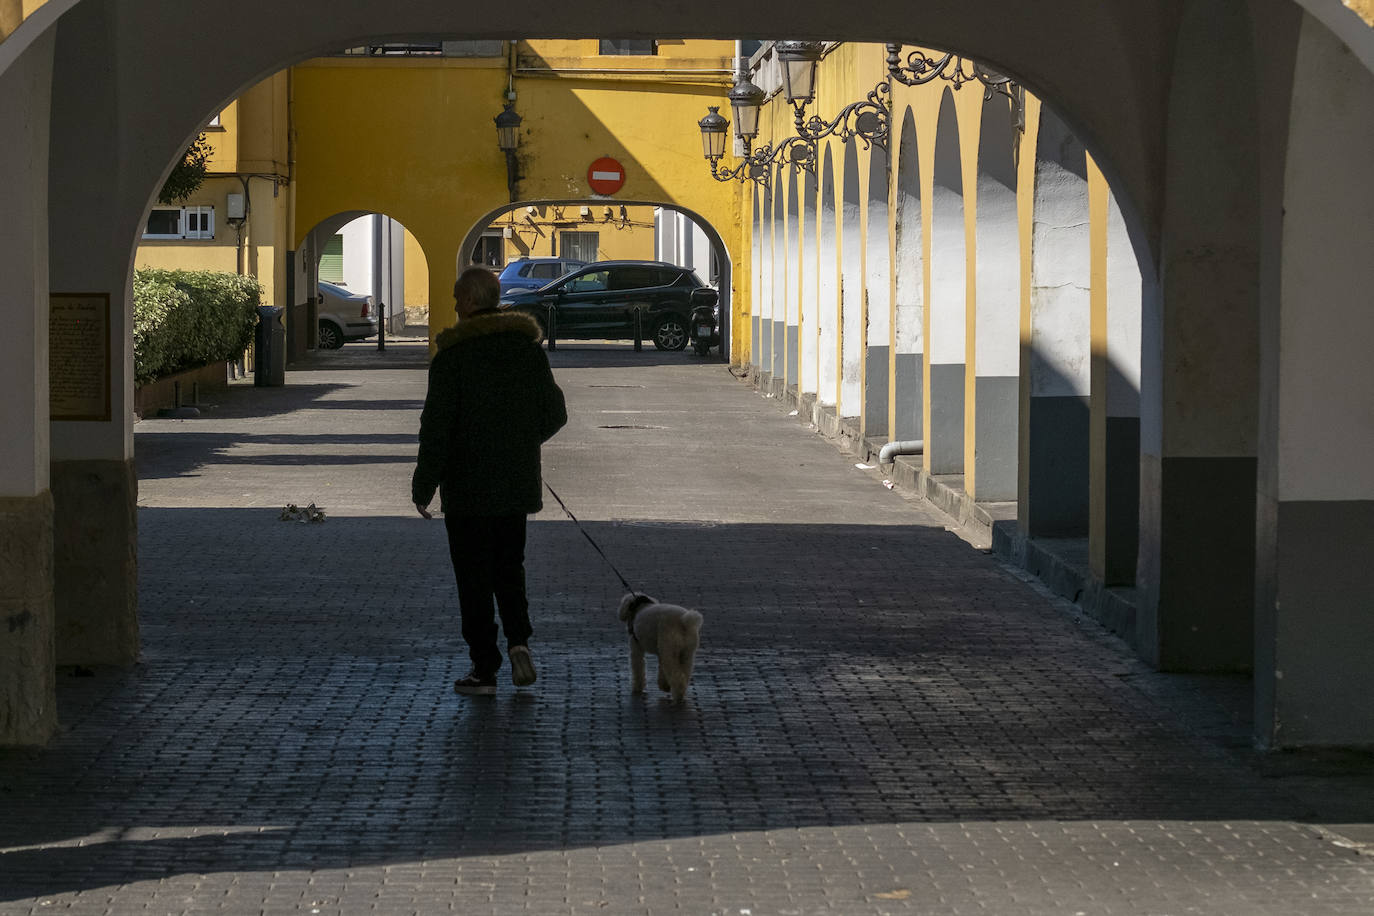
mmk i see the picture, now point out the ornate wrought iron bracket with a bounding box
[791,80,892,152]
[885,43,1025,132]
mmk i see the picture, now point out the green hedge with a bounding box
[133,269,262,384]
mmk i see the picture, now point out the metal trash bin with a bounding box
[254,305,286,387]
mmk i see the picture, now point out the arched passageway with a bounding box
[3,2,1374,756]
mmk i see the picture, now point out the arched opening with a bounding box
[297,211,428,353]
[893,108,923,443]
[459,199,732,359]
[928,90,966,475]
[863,143,891,439]
[970,94,1019,501]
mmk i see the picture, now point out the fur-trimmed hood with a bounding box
[435,309,543,351]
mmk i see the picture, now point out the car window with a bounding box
[562,269,610,293]
[530,263,563,280]
[609,266,662,291]
[657,268,683,286]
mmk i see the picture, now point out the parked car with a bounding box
[497,257,588,296]
[499,260,718,351]
[316,280,378,349]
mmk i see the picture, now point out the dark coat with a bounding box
[412,309,567,516]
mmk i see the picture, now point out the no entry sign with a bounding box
[587,157,626,195]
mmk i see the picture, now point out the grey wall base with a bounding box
[1026,395,1089,537]
[973,375,1017,501]
[750,315,761,370]
[0,491,56,747]
[893,353,922,441]
[52,459,139,666]
[928,362,965,474]
[772,320,785,379]
[864,345,889,438]
[1256,499,1374,748]
[1104,416,1141,585]
[786,325,799,390]
[1137,453,1254,673]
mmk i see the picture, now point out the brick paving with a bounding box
[2,337,1374,914]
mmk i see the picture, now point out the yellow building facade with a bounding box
[289,39,746,345]
[134,73,291,309]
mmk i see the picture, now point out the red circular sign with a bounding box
[587,157,626,195]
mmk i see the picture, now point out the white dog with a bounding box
[618,592,703,703]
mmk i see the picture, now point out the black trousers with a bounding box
[444,513,532,675]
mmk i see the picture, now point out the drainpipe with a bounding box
[878,439,923,463]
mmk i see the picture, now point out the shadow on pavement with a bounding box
[4,509,1374,900]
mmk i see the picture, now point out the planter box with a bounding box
[134,362,229,418]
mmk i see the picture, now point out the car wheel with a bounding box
[318,321,344,350]
[653,315,689,351]
[693,340,711,357]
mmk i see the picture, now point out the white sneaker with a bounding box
[509,645,537,687]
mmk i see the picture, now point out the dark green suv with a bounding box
[498,260,718,351]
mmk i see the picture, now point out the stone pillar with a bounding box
[770,174,784,381]
[784,175,800,394]
[927,91,966,475]
[970,98,1019,502]
[760,179,775,379]
[47,1,138,667]
[838,143,863,419]
[1256,13,1374,747]
[1021,105,1090,537]
[1138,0,1259,672]
[892,110,923,442]
[863,148,891,440]
[817,152,839,409]
[0,29,57,746]
[1089,172,1144,586]
[799,173,820,398]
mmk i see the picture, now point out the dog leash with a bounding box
[543,480,638,596]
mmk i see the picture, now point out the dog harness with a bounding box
[624,594,655,644]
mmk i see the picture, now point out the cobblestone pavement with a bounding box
[3,338,1374,915]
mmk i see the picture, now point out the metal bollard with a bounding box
[546,305,558,351]
[633,307,643,352]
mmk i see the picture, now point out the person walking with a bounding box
[413,266,567,695]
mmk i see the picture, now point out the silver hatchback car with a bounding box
[317,281,378,349]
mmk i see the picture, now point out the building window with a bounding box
[599,39,657,55]
[473,234,504,267]
[560,231,600,262]
[142,205,215,240]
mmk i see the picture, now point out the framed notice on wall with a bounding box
[49,293,111,422]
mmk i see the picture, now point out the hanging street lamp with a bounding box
[494,102,523,201]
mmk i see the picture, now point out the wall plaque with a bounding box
[50,293,111,422]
